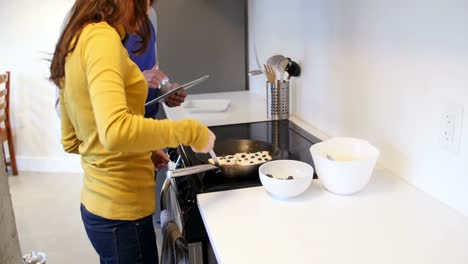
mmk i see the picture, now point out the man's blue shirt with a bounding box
[124,22,159,119]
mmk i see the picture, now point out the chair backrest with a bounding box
[0,72,10,125]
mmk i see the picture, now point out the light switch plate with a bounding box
[440,104,464,154]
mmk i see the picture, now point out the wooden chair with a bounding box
[0,71,18,176]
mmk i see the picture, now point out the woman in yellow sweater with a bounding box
[49,0,215,263]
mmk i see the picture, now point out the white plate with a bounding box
[184,99,231,113]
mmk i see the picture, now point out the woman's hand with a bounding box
[192,130,216,153]
[151,149,170,171]
[143,65,169,89]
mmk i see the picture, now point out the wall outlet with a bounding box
[440,104,464,154]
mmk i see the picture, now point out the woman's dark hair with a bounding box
[50,0,151,87]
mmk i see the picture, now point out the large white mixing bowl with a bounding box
[310,137,379,195]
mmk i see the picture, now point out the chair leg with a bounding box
[6,126,18,176]
[1,143,7,174]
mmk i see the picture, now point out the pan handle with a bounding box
[167,164,218,178]
[161,163,217,209]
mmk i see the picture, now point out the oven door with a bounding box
[161,178,206,264]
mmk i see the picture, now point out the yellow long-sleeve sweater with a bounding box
[59,22,209,220]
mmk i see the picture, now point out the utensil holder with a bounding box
[266,80,290,120]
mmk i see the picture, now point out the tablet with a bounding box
[145,75,210,107]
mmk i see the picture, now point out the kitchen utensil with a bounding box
[253,40,263,71]
[145,75,209,107]
[266,55,285,69]
[248,42,264,76]
[168,139,281,178]
[259,160,314,199]
[277,57,292,81]
[266,54,285,79]
[248,69,264,76]
[264,64,276,84]
[209,149,220,166]
[310,137,380,195]
[285,60,301,80]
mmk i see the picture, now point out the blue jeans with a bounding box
[80,205,159,264]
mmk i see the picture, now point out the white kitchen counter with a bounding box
[197,170,468,264]
[162,91,268,126]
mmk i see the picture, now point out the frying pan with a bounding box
[196,139,281,178]
[167,139,281,179]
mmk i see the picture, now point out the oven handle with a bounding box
[168,164,217,178]
[161,177,172,211]
[161,164,216,210]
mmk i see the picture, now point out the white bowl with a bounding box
[259,160,314,199]
[310,137,379,195]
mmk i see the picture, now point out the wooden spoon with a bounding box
[264,64,276,84]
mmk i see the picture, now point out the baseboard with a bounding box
[17,156,83,173]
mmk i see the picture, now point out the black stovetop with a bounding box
[169,120,321,243]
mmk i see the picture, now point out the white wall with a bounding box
[0,0,82,172]
[249,0,468,216]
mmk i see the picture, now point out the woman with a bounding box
[49,0,215,263]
